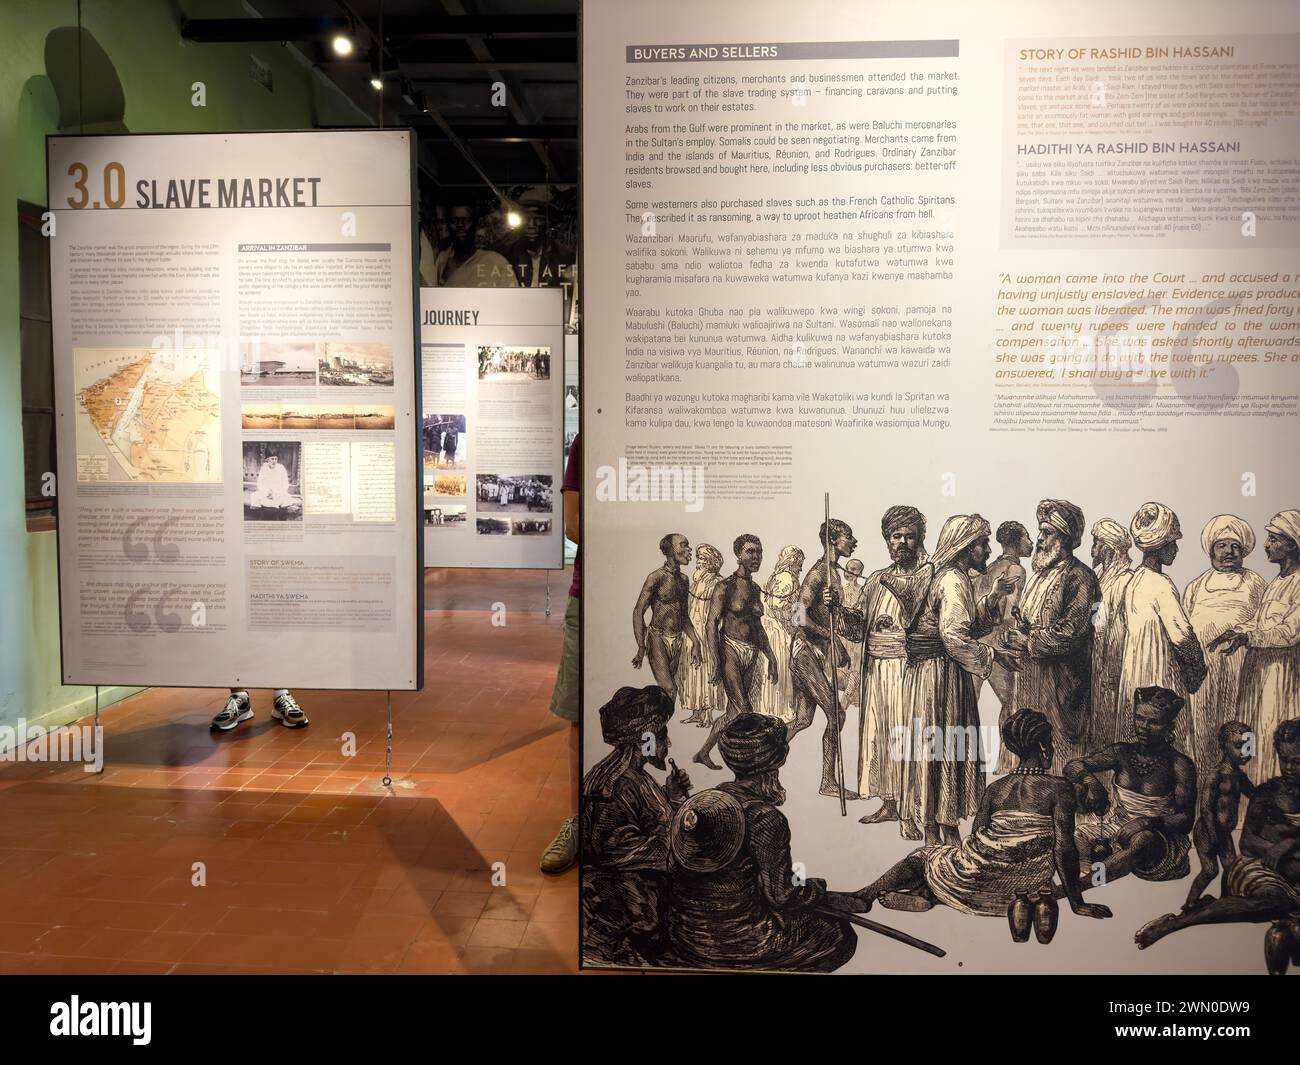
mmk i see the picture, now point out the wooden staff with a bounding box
[825,493,847,817]
[812,905,947,958]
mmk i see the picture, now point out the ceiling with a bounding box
[181,0,578,192]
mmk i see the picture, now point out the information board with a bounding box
[50,130,422,690]
[420,287,565,569]
[581,0,1300,974]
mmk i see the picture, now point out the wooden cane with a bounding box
[813,904,947,958]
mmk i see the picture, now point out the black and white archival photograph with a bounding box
[511,517,552,536]
[241,441,303,521]
[477,344,551,382]
[423,413,467,471]
[318,342,395,386]
[476,473,553,513]
[239,341,317,387]
[425,504,467,527]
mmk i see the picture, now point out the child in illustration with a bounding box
[1066,684,1197,887]
[693,534,777,770]
[631,533,702,703]
[1136,718,1300,957]
[850,708,1112,924]
[1184,720,1256,912]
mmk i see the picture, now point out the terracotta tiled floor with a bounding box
[0,568,579,974]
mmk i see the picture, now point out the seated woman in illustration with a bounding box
[850,708,1113,925]
[1065,685,1197,888]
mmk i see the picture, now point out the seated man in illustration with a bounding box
[1136,717,1300,958]
[580,686,692,966]
[665,713,859,972]
[849,708,1112,925]
[1065,685,1197,887]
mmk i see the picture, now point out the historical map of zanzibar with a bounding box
[74,347,222,483]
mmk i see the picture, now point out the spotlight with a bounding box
[505,209,523,229]
[331,34,353,56]
[370,76,383,91]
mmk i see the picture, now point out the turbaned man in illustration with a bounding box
[1209,509,1300,784]
[581,685,692,966]
[790,518,865,800]
[753,545,806,726]
[1117,502,1207,747]
[1001,500,1100,770]
[678,543,726,727]
[632,533,702,704]
[1182,515,1266,769]
[694,534,778,770]
[667,713,859,972]
[1089,518,1134,750]
[858,506,931,835]
[892,514,1018,844]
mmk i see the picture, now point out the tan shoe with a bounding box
[539,815,577,874]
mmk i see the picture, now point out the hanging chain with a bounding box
[382,688,393,787]
[545,569,552,617]
[93,684,102,774]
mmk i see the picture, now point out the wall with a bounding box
[0,0,367,731]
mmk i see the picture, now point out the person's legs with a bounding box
[569,721,579,811]
[542,595,580,873]
[988,659,1015,707]
[1184,821,1219,909]
[693,640,751,768]
[786,648,821,739]
[645,627,678,700]
[790,647,856,797]
[853,851,929,908]
[1136,894,1289,948]
[1057,830,1159,899]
